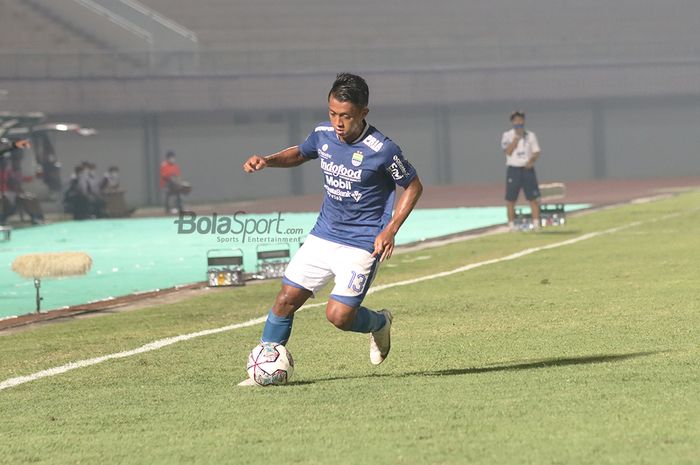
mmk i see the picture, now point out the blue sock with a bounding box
[349,306,387,334]
[261,309,293,344]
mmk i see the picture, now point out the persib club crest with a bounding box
[351,151,364,167]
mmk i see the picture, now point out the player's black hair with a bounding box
[510,110,526,121]
[328,73,369,108]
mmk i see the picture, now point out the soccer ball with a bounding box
[246,342,294,386]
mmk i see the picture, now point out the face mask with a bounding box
[513,124,525,129]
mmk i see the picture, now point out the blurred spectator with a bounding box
[87,162,105,218]
[81,162,105,218]
[1,139,43,225]
[64,164,91,220]
[39,153,63,197]
[99,166,120,193]
[99,165,134,218]
[0,153,16,225]
[86,162,101,196]
[160,150,183,214]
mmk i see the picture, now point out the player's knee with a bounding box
[325,306,353,331]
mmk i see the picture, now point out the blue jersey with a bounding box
[299,121,417,253]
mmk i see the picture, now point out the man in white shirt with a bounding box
[500,110,541,230]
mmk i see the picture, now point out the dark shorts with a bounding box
[505,166,540,202]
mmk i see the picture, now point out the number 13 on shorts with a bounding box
[347,271,367,293]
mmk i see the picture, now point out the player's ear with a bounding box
[361,107,369,119]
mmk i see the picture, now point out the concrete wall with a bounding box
[44,96,700,207]
[604,100,700,178]
[158,113,290,203]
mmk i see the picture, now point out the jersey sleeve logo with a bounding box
[388,154,410,181]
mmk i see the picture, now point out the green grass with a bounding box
[1,192,699,464]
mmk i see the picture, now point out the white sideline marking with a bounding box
[0,211,683,391]
[0,316,258,391]
[368,221,646,294]
[0,307,328,392]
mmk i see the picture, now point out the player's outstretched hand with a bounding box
[372,229,396,262]
[243,155,267,173]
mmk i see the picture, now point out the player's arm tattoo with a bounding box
[265,146,307,167]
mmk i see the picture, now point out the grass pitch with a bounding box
[1,192,699,464]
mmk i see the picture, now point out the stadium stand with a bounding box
[135,0,465,51]
[0,0,142,77]
[136,0,700,62]
[0,0,106,52]
[2,0,698,78]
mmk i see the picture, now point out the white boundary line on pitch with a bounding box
[0,210,685,392]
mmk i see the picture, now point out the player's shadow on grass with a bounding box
[409,350,663,378]
[292,350,663,385]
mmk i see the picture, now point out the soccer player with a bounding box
[239,73,423,385]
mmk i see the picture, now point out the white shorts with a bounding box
[282,234,380,308]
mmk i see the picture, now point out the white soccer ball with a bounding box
[246,342,294,386]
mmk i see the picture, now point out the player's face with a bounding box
[328,96,369,143]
